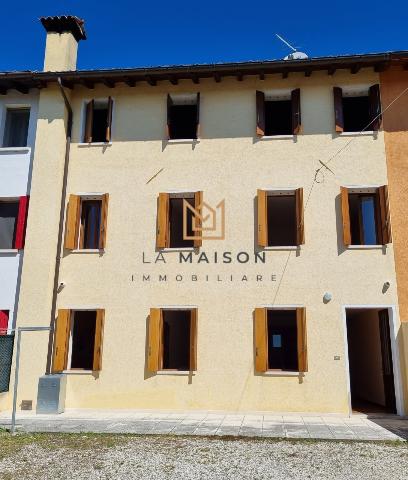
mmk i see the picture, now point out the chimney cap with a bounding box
[40,15,86,41]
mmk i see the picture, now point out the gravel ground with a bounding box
[0,432,407,480]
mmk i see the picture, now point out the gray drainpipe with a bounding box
[45,77,73,374]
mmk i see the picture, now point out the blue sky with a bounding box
[0,1,407,71]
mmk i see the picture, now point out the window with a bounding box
[156,191,203,249]
[51,309,104,372]
[83,97,113,143]
[340,186,392,246]
[3,108,30,147]
[64,194,109,250]
[333,85,381,133]
[256,89,301,137]
[257,189,304,247]
[167,93,200,140]
[0,310,9,335]
[254,307,307,373]
[0,197,29,250]
[147,308,197,372]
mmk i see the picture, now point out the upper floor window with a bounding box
[333,85,381,133]
[3,108,30,147]
[167,93,200,140]
[340,186,392,246]
[64,194,109,250]
[257,189,304,247]
[156,191,203,249]
[0,197,29,250]
[256,89,301,137]
[83,97,113,143]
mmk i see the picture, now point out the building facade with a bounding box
[0,16,407,415]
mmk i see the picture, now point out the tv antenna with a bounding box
[275,34,308,60]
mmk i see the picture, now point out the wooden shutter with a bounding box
[166,94,173,139]
[340,187,351,246]
[291,88,301,135]
[51,309,71,373]
[106,96,113,142]
[295,188,305,245]
[194,191,203,248]
[190,308,198,371]
[377,185,392,244]
[64,194,81,250]
[333,87,344,133]
[369,84,382,131]
[254,307,268,372]
[257,189,268,247]
[93,309,105,371]
[196,92,201,139]
[148,308,162,372]
[296,307,308,373]
[99,193,109,249]
[14,195,29,249]
[84,100,94,143]
[156,193,170,248]
[256,90,265,137]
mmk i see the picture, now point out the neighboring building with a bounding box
[0,16,407,415]
[0,81,38,394]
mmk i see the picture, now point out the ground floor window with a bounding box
[148,308,197,372]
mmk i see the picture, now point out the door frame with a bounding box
[341,305,404,416]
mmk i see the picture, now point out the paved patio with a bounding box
[1,409,407,441]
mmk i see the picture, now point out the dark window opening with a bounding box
[162,310,191,370]
[267,195,297,246]
[349,193,379,245]
[343,96,371,132]
[169,104,198,139]
[70,311,96,370]
[169,197,195,248]
[3,108,30,147]
[0,310,9,335]
[267,310,298,371]
[265,100,292,136]
[92,104,109,143]
[0,201,19,249]
[80,200,101,249]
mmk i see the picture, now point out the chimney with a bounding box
[40,15,86,71]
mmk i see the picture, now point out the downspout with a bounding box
[45,77,73,374]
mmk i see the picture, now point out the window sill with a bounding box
[347,245,384,250]
[62,370,94,375]
[167,139,200,144]
[263,246,299,251]
[0,249,19,254]
[339,131,375,137]
[71,249,104,254]
[0,146,30,153]
[77,142,113,147]
[262,371,301,377]
[156,370,195,376]
[259,135,294,140]
[161,247,196,252]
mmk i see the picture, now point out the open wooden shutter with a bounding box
[257,189,268,247]
[84,100,94,143]
[377,185,392,244]
[254,307,268,372]
[196,92,201,139]
[64,194,81,250]
[256,90,265,137]
[156,193,170,248]
[93,309,105,371]
[51,309,71,373]
[14,195,29,249]
[340,187,351,246]
[194,191,203,248]
[166,94,173,139]
[291,88,301,135]
[148,308,162,372]
[296,307,308,373]
[99,193,109,249]
[106,96,113,142]
[333,87,344,133]
[190,308,198,371]
[295,188,305,245]
[369,84,382,131]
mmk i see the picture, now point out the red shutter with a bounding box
[0,310,9,335]
[14,195,29,249]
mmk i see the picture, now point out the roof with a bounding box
[40,15,86,41]
[1,51,408,95]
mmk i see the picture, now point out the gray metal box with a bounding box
[36,374,67,414]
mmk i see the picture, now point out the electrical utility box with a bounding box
[36,374,67,414]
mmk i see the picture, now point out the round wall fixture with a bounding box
[323,292,332,303]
